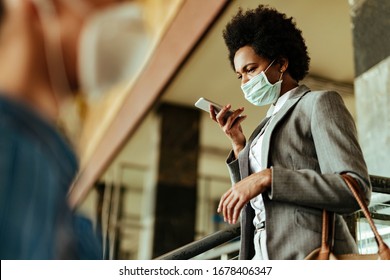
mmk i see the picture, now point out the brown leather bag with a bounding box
[305,174,390,260]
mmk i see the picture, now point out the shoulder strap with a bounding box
[341,174,390,259]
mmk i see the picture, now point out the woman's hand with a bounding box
[217,168,272,224]
[210,104,247,158]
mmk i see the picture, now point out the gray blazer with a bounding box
[226,85,371,260]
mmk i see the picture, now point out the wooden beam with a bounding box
[68,0,229,208]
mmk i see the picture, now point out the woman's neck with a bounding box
[280,75,299,96]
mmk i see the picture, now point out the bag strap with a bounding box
[317,210,331,260]
[341,174,390,259]
[318,174,390,260]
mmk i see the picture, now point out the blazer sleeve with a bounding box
[226,150,241,185]
[269,91,371,213]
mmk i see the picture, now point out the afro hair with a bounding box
[223,5,310,81]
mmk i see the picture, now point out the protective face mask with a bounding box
[241,60,283,106]
[78,2,152,101]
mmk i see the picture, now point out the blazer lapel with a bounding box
[260,85,311,168]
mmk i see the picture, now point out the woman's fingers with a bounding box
[209,105,217,122]
[232,199,246,224]
[226,196,240,223]
[215,104,231,126]
[225,107,245,128]
[210,105,247,149]
[224,194,237,223]
[218,188,247,224]
[218,171,272,224]
[218,189,235,222]
[223,107,245,128]
[222,192,235,222]
[217,189,231,213]
[211,104,245,127]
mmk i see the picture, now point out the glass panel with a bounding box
[356,203,390,254]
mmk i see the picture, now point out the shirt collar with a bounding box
[266,86,299,117]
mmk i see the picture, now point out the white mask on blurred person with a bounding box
[78,2,152,101]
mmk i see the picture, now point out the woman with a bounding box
[211,5,371,260]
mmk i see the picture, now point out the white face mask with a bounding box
[34,0,152,100]
[78,2,152,101]
[241,60,283,106]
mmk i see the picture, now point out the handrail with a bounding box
[370,175,390,194]
[155,223,240,260]
[155,175,390,260]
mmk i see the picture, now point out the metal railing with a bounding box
[370,175,390,194]
[155,175,390,260]
[155,223,240,260]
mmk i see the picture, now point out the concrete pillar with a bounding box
[350,0,390,177]
[152,103,200,258]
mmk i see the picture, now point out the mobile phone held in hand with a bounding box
[194,97,234,120]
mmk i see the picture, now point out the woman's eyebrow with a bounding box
[236,62,257,74]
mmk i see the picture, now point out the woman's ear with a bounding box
[277,57,289,73]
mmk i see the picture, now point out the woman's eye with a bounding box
[248,68,255,73]
[237,75,242,80]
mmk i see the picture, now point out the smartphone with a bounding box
[194,97,234,119]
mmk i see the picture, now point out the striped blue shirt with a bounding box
[0,95,79,259]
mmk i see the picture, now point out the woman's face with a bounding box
[234,45,281,86]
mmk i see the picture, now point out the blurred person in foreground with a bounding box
[0,0,143,259]
[211,5,371,259]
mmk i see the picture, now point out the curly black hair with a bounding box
[223,5,310,81]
